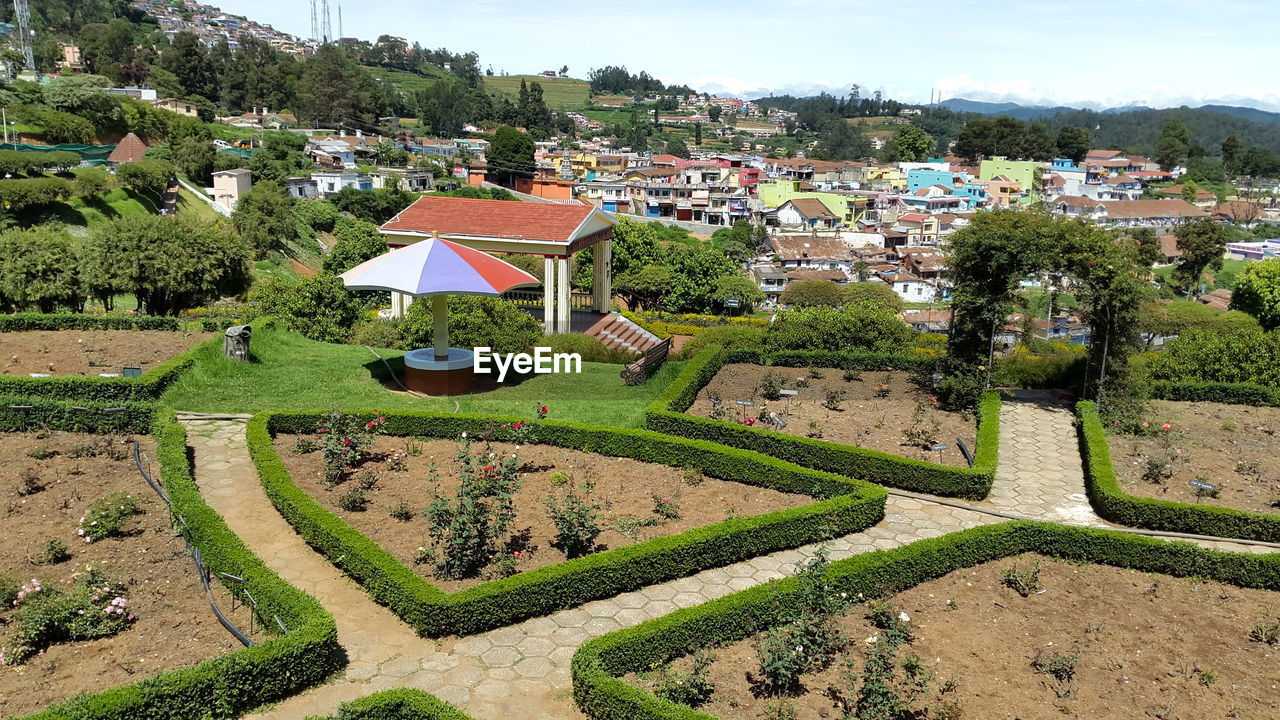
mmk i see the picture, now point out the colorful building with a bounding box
[978,156,1041,192]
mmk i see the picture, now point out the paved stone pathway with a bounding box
[983,398,1102,526]
[179,412,1275,719]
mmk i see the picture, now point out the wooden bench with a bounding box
[620,337,672,386]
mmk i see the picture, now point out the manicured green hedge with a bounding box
[1077,401,1280,542]
[0,313,183,332]
[622,310,770,339]
[250,410,888,637]
[644,346,998,500]
[572,520,1280,720]
[1149,380,1280,407]
[308,688,477,720]
[0,335,211,402]
[0,395,155,433]
[13,411,343,720]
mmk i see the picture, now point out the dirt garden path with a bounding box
[179,415,1273,719]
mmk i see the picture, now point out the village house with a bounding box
[776,198,840,229]
[769,235,853,273]
[148,97,201,117]
[211,168,252,210]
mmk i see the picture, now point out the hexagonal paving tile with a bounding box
[479,645,522,668]
[583,598,622,618]
[551,608,590,627]
[514,656,553,678]
[516,635,556,658]
[380,656,420,677]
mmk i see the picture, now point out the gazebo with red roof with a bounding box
[379,195,615,334]
[107,133,148,166]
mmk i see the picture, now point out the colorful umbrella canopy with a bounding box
[339,235,538,297]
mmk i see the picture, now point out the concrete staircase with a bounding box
[585,313,662,354]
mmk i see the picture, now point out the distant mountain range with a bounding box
[932,98,1280,124]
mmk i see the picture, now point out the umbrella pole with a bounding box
[432,296,448,360]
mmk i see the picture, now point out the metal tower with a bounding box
[13,0,34,71]
[321,0,332,43]
[310,0,318,42]
[338,4,343,40]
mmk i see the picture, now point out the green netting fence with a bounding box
[0,142,116,164]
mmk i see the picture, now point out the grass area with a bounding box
[177,187,221,222]
[60,188,159,226]
[161,326,682,427]
[1152,258,1252,291]
[252,255,305,282]
[363,65,452,95]
[486,75,591,109]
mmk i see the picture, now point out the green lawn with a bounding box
[363,65,452,95]
[485,75,591,109]
[60,188,159,226]
[1152,258,1250,291]
[161,326,681,427]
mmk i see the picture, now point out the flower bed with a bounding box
[645,346,999,499]
[1077,401,1280,542]
[572,520,1280,720]
[250,410,888,636]
[276,433,811,593]
[8,409,342,720]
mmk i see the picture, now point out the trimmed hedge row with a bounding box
[0,337,210,402]
[1149,380,1280,407]
[0,313,183,332]
[0,395,155,433]
[313,689,477,720]
[1077,401,1280,542]
[250,410,888,637]
[14,411,343,720]
[644,346,998,500]
[621,310,770,339]
[572,520,1280,720]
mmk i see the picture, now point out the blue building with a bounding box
[906,168,962,194]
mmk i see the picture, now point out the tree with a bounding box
[233,181,299,255]
[297,45,377,125]
[815,117,870,161]
[0,227,83,313]
[881,125,934,163]
[323,217,388,274]
[765,305,916,353]
[1180,179,1200,204]
[711,221,757,265]
[1054,126,1091,163]
[1126,228,1163,267]
[487,126,535,187]
[1021,122,1057,161]
[1154,119,1191,171]
[693,122,702,147]
[614,264,672,311]
[87,215,251,316]
[710,274,764,315]
[661,244,737,313]
[174,135,215,185]
[666,136,689,159]
[780,280,843,308]
[116,158,174,199]
[159,32,213,100]
[248,274,363,343]
[1230,258,1280,330]
[708,105,722,122]
[1221,132,1243,176]
[1171,218,1229,293]
[609,217,663,277]
[842,282,904,312]
[327,186,416,224]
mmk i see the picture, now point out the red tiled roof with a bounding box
[381,196,596,243]
[108,133,148,164]
[784,198,838,220]
[899,213,928,222]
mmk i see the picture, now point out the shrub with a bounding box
[351,318,405,350]
[420,436,522,580]
[757,371,785,400]
[402,296,541,357]
[0,572,19,608]
[843,368,862,382]
[545,481,604,559]
[1,568,135,666]
[338,487,369,511]
[652,494,681,520]
[612,513,660,540]
[33,538,71,565]
[542,333,636,364]
[823,389,848,410]
[1148,328,1280,389]
[1001,560,1042,597]
[676,324,766,359]
[77,492,142,543]
[765,305,917,353]
[1032,650,1079,698]
[247,275,364,344]
[754,550,848,692]
[316,410,385,482]
[653,649,717,707]
[682,467,704,486]
[17,469,43,496]
[389,500,414,521]
[1250,618,1280,646]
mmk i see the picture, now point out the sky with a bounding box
[212,0,1280,110]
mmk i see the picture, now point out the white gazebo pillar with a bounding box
[556,256,571,333]
[542,256,556,335]
[390,291,409,319]
[592,239,612,313]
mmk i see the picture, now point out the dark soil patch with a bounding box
[0,330,212,377]
[275,434,811,593]
[686,365,975,466]
[633,553,1280,719]
[0,431,257,716]
[1108,400,1280,515]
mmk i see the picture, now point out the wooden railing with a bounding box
[502,289,595,310]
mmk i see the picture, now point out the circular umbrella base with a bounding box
[402,348,484,395]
